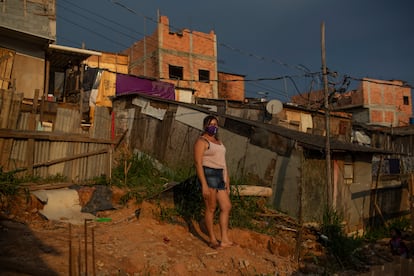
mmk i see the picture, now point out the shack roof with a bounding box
[227,115,392,154]
[116,92,393,155]
[47,44,102,71]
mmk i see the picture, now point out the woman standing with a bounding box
[194,115,235,249]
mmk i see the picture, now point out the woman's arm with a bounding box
[194,138,209,197]
[224,165,230,194]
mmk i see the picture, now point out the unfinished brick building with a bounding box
[337,78,412,127]
[123,15,244,103]
[291,78,413,127]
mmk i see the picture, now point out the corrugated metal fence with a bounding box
[0,89,117,183]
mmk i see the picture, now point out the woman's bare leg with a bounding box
[204,189,219,245]
[216,190,232,246]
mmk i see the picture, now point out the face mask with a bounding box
[205,125,218,136]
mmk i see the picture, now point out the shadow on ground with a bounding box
[0,215,60,276]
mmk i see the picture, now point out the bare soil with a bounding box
[0,186,408,275]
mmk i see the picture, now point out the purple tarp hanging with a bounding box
[116,74,175,100]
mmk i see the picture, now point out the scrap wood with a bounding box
[231,185,272,197]
[113,129,128,149]
[273,224,297,233]
[22,182,75,191]
[256,209,298,223]
[16,148,108,172]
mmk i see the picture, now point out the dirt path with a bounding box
[0,200,300,275]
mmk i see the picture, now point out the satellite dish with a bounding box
[266,99,283,114]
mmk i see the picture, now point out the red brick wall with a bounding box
[361,78,412,126]
[218,72,245,101]
[124,15,221,100]
[123,35,159,77]
[123,15,246,101]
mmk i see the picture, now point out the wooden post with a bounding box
[1,91,22,169]
[27,89,39,175]
[321,21,332,207]
[84,219,88,275]
[68,223,72,276]
[0,90,11,168]
[295,151,304,262]
[80,63,85,126]
[92,227,96,276]
[41,59,50,122]
[410,173,414,231]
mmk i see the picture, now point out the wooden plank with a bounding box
[0,92,23,170]
[0,90,3,115]
[0,48,15,89]
[0,89,12,128]
[231,185,272,197]
[19,148,109,170]
[7,92,23,129]
[26,89,39,175]
[0,129,118,144]
[23,182,75,191]
[9,112,29,171]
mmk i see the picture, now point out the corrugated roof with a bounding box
[47,44,102,71]
[225,114,392,154]
[116,93,394,154]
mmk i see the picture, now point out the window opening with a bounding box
[169,65,183,80]
[199,69,210,83]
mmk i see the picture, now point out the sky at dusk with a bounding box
[56,0,414,103]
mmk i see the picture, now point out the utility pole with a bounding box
[321,21,332,207]
[143,16,147,76]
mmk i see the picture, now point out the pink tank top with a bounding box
[202,138,227,169]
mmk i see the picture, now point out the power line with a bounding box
[159,72,319,83]
[57,1,142,41]
[58,1,373,102]
[58,0,226,80]
[108,0,312,75]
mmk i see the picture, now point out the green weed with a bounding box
[320,207,365,271]
[111,153,189,204]
[364,216,411,242]
[0,167,20,197]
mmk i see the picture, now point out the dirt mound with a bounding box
[0,191,304,275]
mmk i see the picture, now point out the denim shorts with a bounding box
[201,166,225,190]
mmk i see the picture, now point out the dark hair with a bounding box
[202,115,219,138]
[203,115,218,129]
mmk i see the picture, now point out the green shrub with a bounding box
[364,216,411,242]
[321,207,365,270]
[0,168,20,197]
[111,153,189,204]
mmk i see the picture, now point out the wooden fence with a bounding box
[0,89,119,183]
